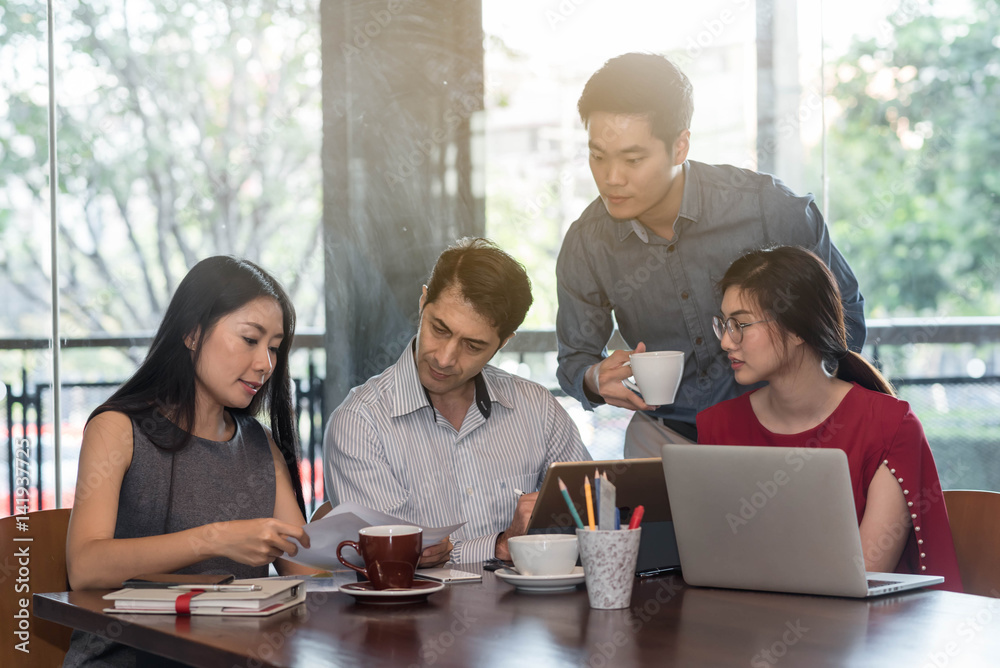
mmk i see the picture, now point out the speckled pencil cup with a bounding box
[577,528,642,609]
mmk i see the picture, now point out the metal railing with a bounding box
[3,317,999,515]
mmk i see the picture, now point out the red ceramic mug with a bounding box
[336,525,423,590]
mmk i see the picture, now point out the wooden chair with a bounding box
[0,508,74,667]
[310,500,332,522]
[943,490,1000,598]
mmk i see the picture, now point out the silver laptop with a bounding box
[660,443,945,598]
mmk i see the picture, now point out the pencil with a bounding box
[584,476,595,530]
[557,478,586,529]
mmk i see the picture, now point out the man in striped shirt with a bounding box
[324,238,591,565]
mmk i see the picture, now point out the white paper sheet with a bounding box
[269,572,357,592]
[284,501,465,570]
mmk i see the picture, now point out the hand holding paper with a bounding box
[284,501,465,571]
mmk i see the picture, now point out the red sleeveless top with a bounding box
[697,383,963,592]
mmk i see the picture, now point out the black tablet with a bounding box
[526,457,680,576]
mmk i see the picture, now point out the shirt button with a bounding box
[466,487,474,496]
[681,291,689,300]
[695,337,703,345]
[667,245,675,252]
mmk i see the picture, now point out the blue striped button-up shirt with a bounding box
[324,341,591,564]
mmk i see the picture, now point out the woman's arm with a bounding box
[858,463,912,572]
[67,412,313,589]
[268,437,324,576]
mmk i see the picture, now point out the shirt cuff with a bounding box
[581,380,605,409]
[451,533,501,565]
[579,365,605,410]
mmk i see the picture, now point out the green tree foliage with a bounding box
[826,0,1000,317]
[0,0,323,341]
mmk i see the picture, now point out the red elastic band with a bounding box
[175,589,204,615]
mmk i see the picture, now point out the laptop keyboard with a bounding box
[867,579,900,588]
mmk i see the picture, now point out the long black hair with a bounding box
[718,246,893,396]
[92,256,305,514]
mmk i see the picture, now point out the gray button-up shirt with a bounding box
[556,160,866,426]
[324,341,590,564]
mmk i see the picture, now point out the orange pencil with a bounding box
[584,476,595,530]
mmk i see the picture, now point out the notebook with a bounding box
[527,457,680,576]
[103,578,306,616]
[660,443,945,598]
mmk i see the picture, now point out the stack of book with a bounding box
[103,578,305,616]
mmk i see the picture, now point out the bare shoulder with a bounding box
[82,411,135,465]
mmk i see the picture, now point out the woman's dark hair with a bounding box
[424,237,532,343]
[92,255,305,513]
[578,52,694,148]
[718,246,894,396]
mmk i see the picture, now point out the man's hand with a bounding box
[495,492,538,561]
[584,342,658,411]
[419,537,453,567]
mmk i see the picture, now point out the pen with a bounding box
[512,488,525,497]
[615,507,621,530]
[168,584,263,592]
[594,468,601,527]
[584,476,595,530]
[557,477,586,529]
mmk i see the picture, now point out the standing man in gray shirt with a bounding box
[556,53,866,457]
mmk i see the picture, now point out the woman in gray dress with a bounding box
[64,256,318,666]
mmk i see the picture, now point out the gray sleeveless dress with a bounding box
[63,410,276,667]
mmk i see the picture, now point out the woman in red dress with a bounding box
[697,246,962,591]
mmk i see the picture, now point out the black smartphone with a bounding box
[482,558,512,572]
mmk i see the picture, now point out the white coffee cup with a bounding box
[622,350,684,406]
[507,534,579,576]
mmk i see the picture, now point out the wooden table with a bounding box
[35,570,1000,667]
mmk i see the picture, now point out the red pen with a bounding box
[628,505,645,530]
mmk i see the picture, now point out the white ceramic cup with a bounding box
[507,534,579,576]
[622,350,684,405]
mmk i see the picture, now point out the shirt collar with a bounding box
[614,160,698,243]
[390,337,497,420]
[676,160,700,223]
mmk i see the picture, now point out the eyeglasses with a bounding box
[712,315,773,344]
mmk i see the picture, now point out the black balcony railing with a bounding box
[3,318,999,516]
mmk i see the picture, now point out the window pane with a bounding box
[2,0,325,512]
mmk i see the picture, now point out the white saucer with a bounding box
[494,566,586,592]
[340,580,445,604]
